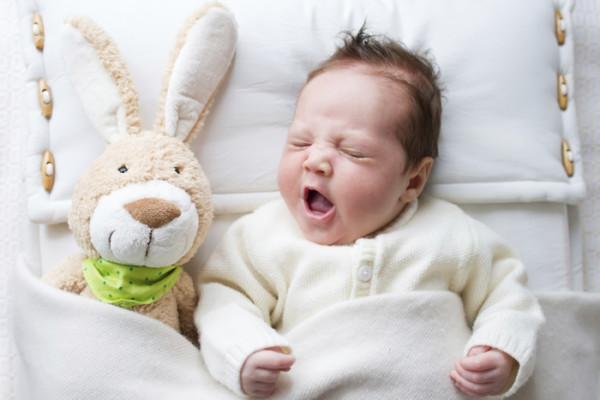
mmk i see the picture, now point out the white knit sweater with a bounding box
[196,196,543,398]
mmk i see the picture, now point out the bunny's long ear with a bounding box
[60,16,142,144]
[154,3,237,144]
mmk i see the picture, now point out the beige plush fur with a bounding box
[42,4,237,345]
[154,2,230,143]
[42,133,211,343]
[64,15,142,136]
[43,253,199,342]
[68,133,212,264]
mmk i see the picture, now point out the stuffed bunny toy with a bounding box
[42,3,237,344]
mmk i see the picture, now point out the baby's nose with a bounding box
[124,198,181,228]
[303,148,332,176]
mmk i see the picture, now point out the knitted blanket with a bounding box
[272,292,473,400]
[12,255,600,399]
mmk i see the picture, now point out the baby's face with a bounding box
[278,66,419,245]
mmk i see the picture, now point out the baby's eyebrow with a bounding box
[339,131,376,144]
[286,132,314,146]
[287,128,310,138]
[287,124,313,138]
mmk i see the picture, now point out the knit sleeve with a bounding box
[195,213,289,396]
[455,217,544,398]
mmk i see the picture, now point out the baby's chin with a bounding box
[297,222,361,246]
[296,212,401,246]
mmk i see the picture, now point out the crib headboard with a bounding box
[18,0,584,290]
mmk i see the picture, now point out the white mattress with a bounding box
[1,0,599,398]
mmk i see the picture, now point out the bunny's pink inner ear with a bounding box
[154,4,237,144]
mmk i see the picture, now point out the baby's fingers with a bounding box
[241,367,281,398]
[241,348,296,397]
[459,352,499,372]
[450,369,499,398]
[453,360,499,384]
[467,345,492,357]
[256,347,296,371]
[250,367,283,383]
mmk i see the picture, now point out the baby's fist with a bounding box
[241,347,295,398]
[450,345,517,397]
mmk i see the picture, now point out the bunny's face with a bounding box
[69,132,212,267]
[60,4,236,267]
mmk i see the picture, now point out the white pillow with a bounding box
[19,0,584,223]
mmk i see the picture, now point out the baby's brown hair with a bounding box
[306,25,442,170]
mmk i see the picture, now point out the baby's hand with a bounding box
[241,347,296,398]
[450,345,517,397]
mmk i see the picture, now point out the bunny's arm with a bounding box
[172,270,200,345]
[42,253,88,294]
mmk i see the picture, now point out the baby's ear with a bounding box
[403,157,434,202]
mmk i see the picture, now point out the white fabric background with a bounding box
[574,0,600,291]
[1,0,599,398]
[1,0,25,397]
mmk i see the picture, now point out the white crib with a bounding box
[2,0,599,398]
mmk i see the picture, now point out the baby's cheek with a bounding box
[277,156,300,197]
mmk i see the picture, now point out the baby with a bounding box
[196,27,543,398]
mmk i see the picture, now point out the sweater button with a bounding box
[357,265,373,282]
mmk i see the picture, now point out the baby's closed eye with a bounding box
[289,139,311,149]
[340,148,366,159]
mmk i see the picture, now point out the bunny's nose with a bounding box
[124,198,182,229]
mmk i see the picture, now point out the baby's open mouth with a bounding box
[305,189,334,215]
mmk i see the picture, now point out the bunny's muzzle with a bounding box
[89,180,199,267]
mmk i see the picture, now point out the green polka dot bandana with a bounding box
[82,258,182,309]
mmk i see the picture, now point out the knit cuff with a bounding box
[199,304,290,396]
[464,315,542,398]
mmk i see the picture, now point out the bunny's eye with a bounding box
[118,165,128,173]
[174,167,181,174]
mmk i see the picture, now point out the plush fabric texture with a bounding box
[37,3,237,344]
[196,197,544,397]
[42,253,200,344]
[61,16,142,142]
[69,133,212,265]
[155,3,239,143]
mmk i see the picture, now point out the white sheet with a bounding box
[462,202,581,291]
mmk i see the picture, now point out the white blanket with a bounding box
[13,256,228,400]
[273,292,472,400]
[13,255,600,399]
[515,291,600,400]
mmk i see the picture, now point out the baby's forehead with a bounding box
[299,64,415,117]
[305,62,413,96]
[327,61,409,80]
